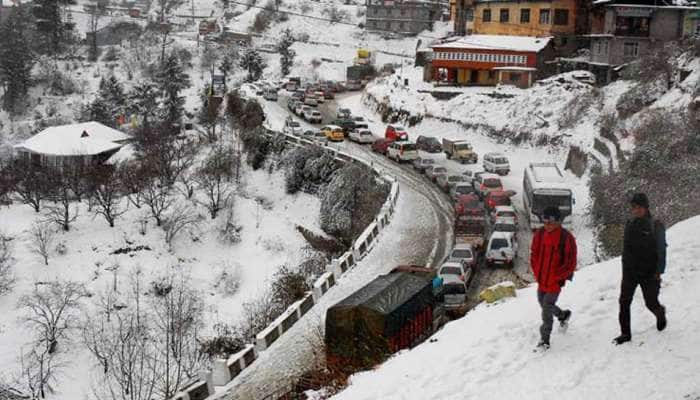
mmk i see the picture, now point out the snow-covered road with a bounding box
[211,93,455,399]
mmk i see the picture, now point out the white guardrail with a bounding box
[170,130,400,400]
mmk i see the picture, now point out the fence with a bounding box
[170,130,400,400]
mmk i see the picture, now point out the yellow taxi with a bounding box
[321,125,345,142]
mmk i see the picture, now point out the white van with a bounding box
[486,231,518,268]
[387,141,418,163]
[483,152,510,175]
[442,276,468,311]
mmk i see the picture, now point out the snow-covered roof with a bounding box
[105,143,136,165]
[14,121,131,156]
[432,35,553,53]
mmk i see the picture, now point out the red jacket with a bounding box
[530,227,577,293]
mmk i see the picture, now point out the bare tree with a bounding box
[195,145,236,219]
[20,345,63,399]
[0,231,15,294]
[29,222,56,266]
[149,272,205,398]
[141,173,175,227]
[18,281,88,355]
[162,205,200,251]
[9,163,52,213]
[44,169,78,232]
[120,162,147,209]
[88,166,128,228]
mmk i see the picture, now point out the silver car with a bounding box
[413,157,435,173]
[436,174,466,193]
[426,166,448,183]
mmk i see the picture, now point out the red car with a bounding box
[372,138,394,154]
[454,194,483,216]
[484,190,516,213]
[385,124,408,141]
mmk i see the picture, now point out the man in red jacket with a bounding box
[530,206,577,351]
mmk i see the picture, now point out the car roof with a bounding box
[453,243,474,251]
[495,205,516,212]
[482,173,501,179]
[440,261,464,269]
[455,182,472,188]
[323,125,342,130]
[485,152,507,158]
[490,231,514,240]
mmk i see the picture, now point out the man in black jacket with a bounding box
[614,193,667,345]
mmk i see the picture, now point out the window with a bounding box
[465,8,474,21]
[623,42,639,57]
[500,8,509,22]
[386,21,390,29]
[520,9,530,23]
[539,9,550,24]
[510,73,522,83]
[615,17,650,37]
[399,21,405,30]
[554,9,569,25]
[483,9,491,22]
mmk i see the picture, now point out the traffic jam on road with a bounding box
[258,77,574,316]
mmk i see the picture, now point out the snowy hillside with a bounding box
[331,215,700,400]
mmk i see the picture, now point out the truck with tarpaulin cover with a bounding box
[325,270,443,370]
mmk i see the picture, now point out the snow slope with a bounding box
[332,215,700,400]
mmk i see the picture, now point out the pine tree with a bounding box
[0,6,34,115]
[156,53,191,127]
[88,97,112,126]
[239,48,266,83]
[86,76,125,127]
[32,0,76,56]
[128,81,160,128]
[277,28,295,77]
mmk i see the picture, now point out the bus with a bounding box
[522,163,573,229]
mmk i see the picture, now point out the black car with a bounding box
[416,135,442,153]
[331,119,356,133]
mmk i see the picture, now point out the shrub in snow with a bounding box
[271,265,310,310]
[162,205,202,251]
[218,204,243,245]
[29,221,56,266]
[214,262,242,297]
[0,232,15,294]
[282,147,337,194]
[101,46,121,62]
[616,82,665,119]
[320,164,389,244]
[199,322,246,359]
[55,241,67,256]
[259,236,286,253]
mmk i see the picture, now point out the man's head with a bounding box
[630,192,650,218]
[541,206,561,232]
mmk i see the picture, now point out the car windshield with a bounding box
[451,249,473,259]
[443,283,466,295]
[394,126,406,132]
[433,167,447,174]
[498,211,517,218]
[312,111,321,116]
[459,198,480,208]
[456,185,474,194]
[455,143,472,150]
[290,122,300,127]
[402,144,417,151]
[440,266,462,276]
[484,178,502,188]
[423,159,435,165]
[494,223,516,232]
[490,238,509,250]
[448,175,465,182]
[361,131,372,136]
[493,157,509,164]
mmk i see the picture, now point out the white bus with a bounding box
[523,163,573,229]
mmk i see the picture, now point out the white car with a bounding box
[483,152,510,175]
[337,107,351,119]
[448,244,477,269]
[386,141,418,163]
[283,118,302,136]
[349,128,375,144]
[441,275,469,311]
[314,91,325,103]
[304,109,322,123]
[486,231,518,268]
[426,166,448,183]
[438,261,470,283]
[304,96,318,106]
[492,205,518,225]
[294,102,305,116]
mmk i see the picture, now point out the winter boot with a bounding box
[613,334,631,345]
[656,306,667,331]
[558,310,572,327]
[534,340,550,352]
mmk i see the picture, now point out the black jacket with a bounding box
[622,215,667,276]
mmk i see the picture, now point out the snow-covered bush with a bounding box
[320,164,389,244]
[616,81,665,119]
[213,262,242,296]
[101,46,121,62]
[270,265,310,309]
[282,147,337,194]
[259,236,285,253]
[218,204,243,244]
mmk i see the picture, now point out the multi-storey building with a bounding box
[365,0,448,35]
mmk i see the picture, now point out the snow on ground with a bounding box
[0,161,321,399]
[332,215,700,400]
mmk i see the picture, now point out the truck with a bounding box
[442,139,478,164]
[454,213,487,252]
[325,269,444,369]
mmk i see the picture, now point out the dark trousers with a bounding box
[537,291,564,343]
[619,274,664,336]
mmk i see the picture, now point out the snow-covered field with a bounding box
[332,215,700,400]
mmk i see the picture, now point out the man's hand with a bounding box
[655,273,662,282]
